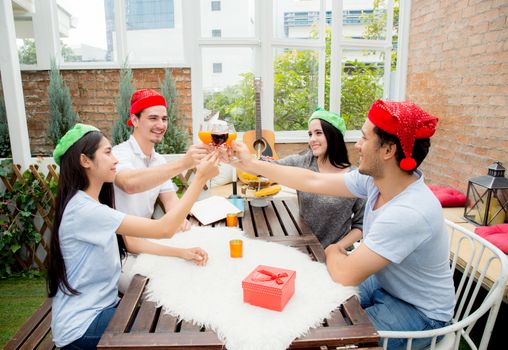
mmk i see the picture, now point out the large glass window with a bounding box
[203,47,255,132]
[273,48,319,131]
[125,0,174,30]
[57,0,111,62]
[122,0,183,63]
[194,0,400,140]
[201,0,255,38]
[340,50,385,130]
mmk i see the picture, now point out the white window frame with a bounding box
[9,0,410,149]
[191,0,406,144]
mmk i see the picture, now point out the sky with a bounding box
[57,0,107,49]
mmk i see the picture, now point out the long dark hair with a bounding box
[373,126,431,174]
[317,119,351,169]
[47,131,126,297]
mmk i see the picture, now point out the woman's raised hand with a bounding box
[194,151,220,181]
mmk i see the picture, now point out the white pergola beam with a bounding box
[0,0,32,169]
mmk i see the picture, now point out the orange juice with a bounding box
[229,239,243,258]
[198,131,212,144]
[226,213,238,227]
[226,133,237,146]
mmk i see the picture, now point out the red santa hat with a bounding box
[128,89,167,126]
[368,100,438,171]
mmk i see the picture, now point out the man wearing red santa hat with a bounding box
[232,100,454,349]
[113,89,211,293]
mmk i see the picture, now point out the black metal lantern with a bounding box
[464,162,508,226]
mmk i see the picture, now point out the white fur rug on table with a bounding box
[131,226,357,350]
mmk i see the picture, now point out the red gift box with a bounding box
[242,265,296,312]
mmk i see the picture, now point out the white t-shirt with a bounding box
[51,191,125,347]
[344,169,455,322]
[113,135,177,218]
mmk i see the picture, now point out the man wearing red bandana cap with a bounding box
[231,100,454,349]
[113,89,211,293]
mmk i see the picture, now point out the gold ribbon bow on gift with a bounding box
[253,269,289,285]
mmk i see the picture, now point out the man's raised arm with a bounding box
[231,141,354,198]
[115,144,209,194]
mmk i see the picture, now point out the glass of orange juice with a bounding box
[226,123,237,147]
[198,122,212,144]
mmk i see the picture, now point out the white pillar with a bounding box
[33,0,60,68]
[183,0,202,144]
[393,0,412,101]
[0,0,32,169]
[260,0,274,130]
[329,0,343,113]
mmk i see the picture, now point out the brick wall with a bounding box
[407,0,508,192]
[17,68,191,156]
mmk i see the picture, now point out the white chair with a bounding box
[378,219,508,350]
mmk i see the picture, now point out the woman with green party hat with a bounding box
[47,124,219,349]
[273,108,365,249]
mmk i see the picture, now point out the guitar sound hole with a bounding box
[253,139,266,152]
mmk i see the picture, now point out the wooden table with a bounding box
[98,198,379,349]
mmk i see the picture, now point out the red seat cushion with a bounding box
[475,224,508,254]
[428,185,466,207]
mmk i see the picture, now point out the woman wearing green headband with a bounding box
[47,124,219,349]
[273,109,365,249]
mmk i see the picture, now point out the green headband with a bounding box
[53,123,100,166]
[308,108,346,135]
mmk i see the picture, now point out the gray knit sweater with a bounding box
[274,151,365,248]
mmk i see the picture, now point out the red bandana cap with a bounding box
[368,99,438,171]
[128,89,167,126]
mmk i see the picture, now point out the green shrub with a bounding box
[112,60,134,145]
[156,68,188,154]
[0,97,11,158]
[47,59,78,146]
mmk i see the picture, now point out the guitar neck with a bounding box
[255,80,262,140]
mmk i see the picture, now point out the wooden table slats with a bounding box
[130,300,159,333]
[98,198,379,349]
[271,200,302,236]
[154,313,178,333]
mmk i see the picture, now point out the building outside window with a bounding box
[211,1,221,12]
[212,29,222,38]
[124,0,175,30]
[213,63,223,73]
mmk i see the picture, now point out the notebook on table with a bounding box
[190,195,242,225]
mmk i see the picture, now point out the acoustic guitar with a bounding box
[242,78,278,160]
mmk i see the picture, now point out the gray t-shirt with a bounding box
[51,191,126,347]
[344,169,455,321]
[274,151,365,247]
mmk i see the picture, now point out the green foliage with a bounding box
[156,69,188,154]
[0,97,11,158]
[361,0,400,70]
[112,60,134,145]
[274,49,318,131]
[47,59,78,146]
[18,39,37,65]
[18,39,80,65]
[205,72,256,131]
[340,61,384,130]
[0,161,57,278]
